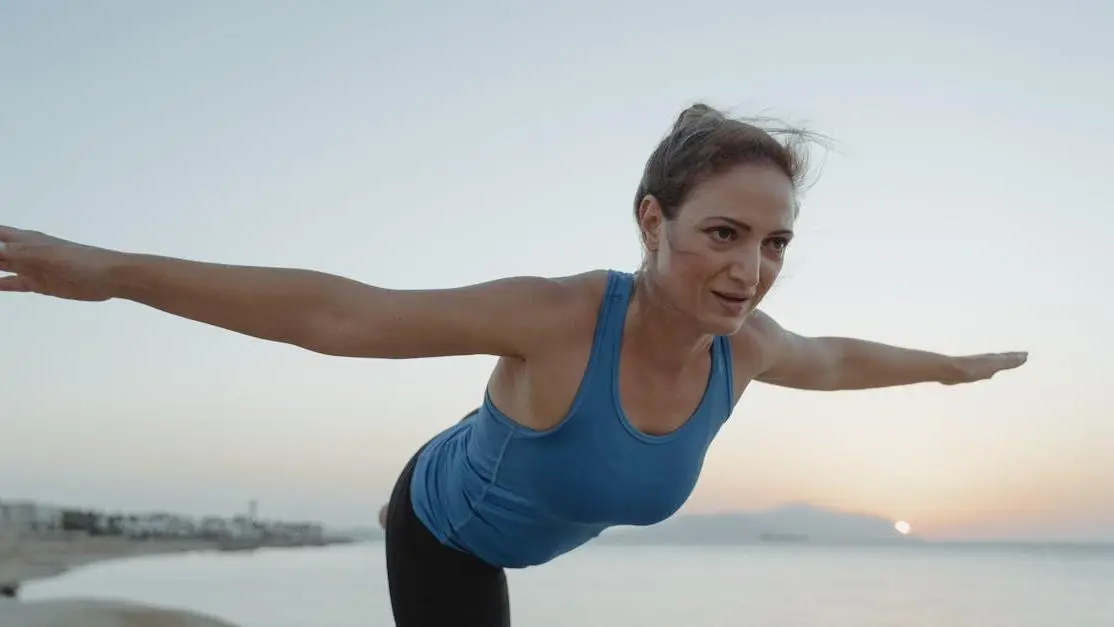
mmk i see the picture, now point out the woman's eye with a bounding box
[766,237,790,252]
[707,227,736,242]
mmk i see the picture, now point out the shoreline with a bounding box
[1,531,353,594]
[0,532,353,626]
[0,598,243,627]
[0,532,220,592]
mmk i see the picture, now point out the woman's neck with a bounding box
[624,271,714,374]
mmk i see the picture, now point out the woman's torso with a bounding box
[409,270,754,568]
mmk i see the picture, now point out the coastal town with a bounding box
[0,498,329,547]
[0,496,345,604]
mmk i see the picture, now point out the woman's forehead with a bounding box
[682,166,796,230]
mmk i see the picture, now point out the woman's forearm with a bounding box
[829,337,956,389]
[107,252,363,351]
[756,316,1025,391]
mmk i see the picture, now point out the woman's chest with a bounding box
[500,423,719,526]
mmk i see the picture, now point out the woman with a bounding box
[0,104,1026,626]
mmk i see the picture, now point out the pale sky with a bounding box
[2,1,1112,541]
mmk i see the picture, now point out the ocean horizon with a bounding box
[19,540,1114,626]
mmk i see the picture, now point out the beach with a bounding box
[0,598,240,627]
[0,531,217,589]
[0,532,237,626]
[0,495,346,626]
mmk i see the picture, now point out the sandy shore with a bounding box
[0,531,347,625]
[0,598,240,627]
[0,532,218,589]
[0,532,244,626]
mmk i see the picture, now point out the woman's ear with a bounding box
[636,195,665,253]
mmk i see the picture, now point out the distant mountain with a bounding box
[597,502,911,545]
[325,503,909,546]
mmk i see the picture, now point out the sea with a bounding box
[20,541,1114,626]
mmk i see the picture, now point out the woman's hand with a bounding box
[0,225,122,301]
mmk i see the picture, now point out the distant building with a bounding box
[106,512,200,539]
[0,500,63,532]
[1,498,328,546]
[199,516,235,539]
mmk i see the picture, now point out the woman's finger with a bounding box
[0,226,21,242]
[0,275,31,292]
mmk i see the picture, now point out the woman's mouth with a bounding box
[711,290,751,312]
[712,290,750,304]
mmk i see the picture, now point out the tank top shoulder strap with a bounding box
[597,269,634,344]
[712,334,735,411]
[579,270,634,386]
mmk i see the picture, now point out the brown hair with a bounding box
[634,103,825,220]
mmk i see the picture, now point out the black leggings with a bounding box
[385,437,511,626]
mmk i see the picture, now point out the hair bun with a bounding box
[672,103,725,132]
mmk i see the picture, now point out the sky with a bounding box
[1,1,1112,541]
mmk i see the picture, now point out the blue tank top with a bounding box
[409,270,735,568]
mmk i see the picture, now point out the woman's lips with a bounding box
[711,290,751,313]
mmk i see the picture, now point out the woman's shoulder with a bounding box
[537,269,614,307]
[540,269,614,328]
[725,309,783,381]
[474,270,613,355]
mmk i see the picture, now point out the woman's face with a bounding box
[638,163,797,336]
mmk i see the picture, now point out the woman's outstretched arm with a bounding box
[744,310,1027,390]
[0,225,588,359]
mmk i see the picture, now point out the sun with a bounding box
[894,520,912,535]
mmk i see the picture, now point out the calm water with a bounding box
[21,542,1114,626]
